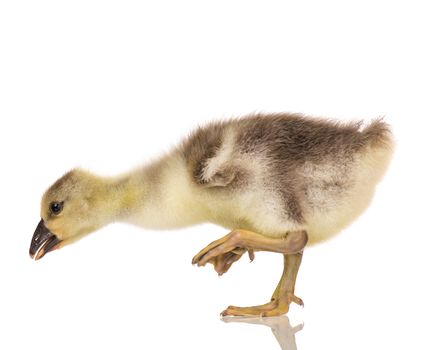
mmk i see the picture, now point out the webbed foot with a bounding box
[221,293,303,317]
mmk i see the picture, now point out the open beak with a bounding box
[29,219,61,260]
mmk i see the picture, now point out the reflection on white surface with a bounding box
[222,316,303,350]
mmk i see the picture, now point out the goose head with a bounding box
[29,169,109,260]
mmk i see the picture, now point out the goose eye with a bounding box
[50,202,63,215]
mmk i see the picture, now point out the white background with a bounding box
[1,1,420,349]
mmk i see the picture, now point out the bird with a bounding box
[29,113,394,317]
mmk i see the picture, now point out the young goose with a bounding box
[29,113,393,317]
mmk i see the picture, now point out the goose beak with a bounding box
[29,220,61,260]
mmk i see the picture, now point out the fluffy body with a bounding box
[41,113,393,247]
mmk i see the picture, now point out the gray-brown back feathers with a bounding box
[181,113,392,183]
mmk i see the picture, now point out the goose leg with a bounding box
[192,229,307,317]
[221,252,304,317]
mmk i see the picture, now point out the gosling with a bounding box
[29,113,394,317]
